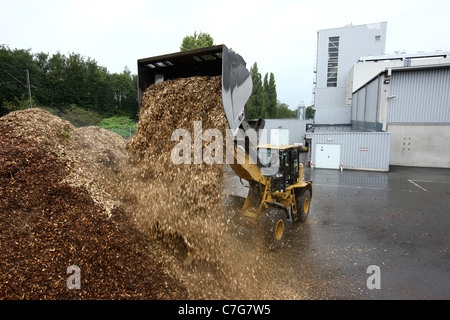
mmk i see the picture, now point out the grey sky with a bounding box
[1,0,449,109]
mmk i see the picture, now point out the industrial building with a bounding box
[350,56,450,168]
[307,21,450,171]
[314,22,387,125]
[305,130,391,171]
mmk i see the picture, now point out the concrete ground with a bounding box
[226,165,450,300]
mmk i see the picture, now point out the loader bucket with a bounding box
[137,44,252,135]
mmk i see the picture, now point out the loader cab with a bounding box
[257,144,303,192]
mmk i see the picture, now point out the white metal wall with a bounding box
[306,131,391,171]
[314,22,387,125]
[388,68,450,123]
[316,23,387,89]
[258,119,312,146]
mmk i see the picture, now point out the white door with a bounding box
[315,144,341,169]
[271,129,289,145]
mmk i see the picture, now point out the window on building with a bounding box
[375,35,381,41]
[327,36,339,87]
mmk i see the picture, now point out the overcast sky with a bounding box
[1,0,449,109]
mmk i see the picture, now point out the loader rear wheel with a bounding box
[262,206,287,250]
[295,189,311,223]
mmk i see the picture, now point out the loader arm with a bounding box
[137,44,266,185]
[230,145,267,185]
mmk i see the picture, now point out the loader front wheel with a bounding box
[262,206,287,250]
[296,189,311,223]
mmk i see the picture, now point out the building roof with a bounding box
[318,21,387,33]
[352,62,450,94]
[359,51,450,62]
[257,144,303,150]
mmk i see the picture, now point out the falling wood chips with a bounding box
[121,76,315,300]
[119,75,271,299]
[123,76,231,268]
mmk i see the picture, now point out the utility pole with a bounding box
[26,69,32,108]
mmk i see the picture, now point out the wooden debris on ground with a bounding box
[0,108,187,299]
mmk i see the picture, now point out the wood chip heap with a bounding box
[0,108,186,299]
[0,82,313,300]
[123,75,230,268]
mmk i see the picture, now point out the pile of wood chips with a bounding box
[121,76,264,298]
[124,75,229,266]
[0,108,186,299]
[0,80,310,301]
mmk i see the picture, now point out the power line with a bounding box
[1,69,32,108]
[2,70,27,88]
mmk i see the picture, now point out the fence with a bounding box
[108,127,137,139]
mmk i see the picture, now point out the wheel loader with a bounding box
[137,45,312,249]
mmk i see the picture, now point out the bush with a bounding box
[98,116,136,129]
[98,116,137,138]
[62,104,103,127]
[3,96,36,112]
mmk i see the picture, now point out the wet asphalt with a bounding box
[226,165,450,300]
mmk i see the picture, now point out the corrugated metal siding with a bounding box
[351,75,383,131]
[356,88,366,122]
[351,90,358,121]
[365,78,379,123]
[388,68,450,123]
[306,132,391,171]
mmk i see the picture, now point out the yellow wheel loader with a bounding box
[138,45,312,250]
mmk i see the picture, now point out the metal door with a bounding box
[271,129,290,145]
[315,144,341,169]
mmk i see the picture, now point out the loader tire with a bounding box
[296,189,311,223]
[262,206,287,250]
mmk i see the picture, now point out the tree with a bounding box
[110,68,139,119]
[246,62,266,119]
[64,53,87,107]
[245,63,280,120]
[180,32,214,51]
[264,72,277,118]
[0,46,43,115]
[44,52,63,107]
[0,46,138,120]
[305,106,315,120]
[275,101,296,118]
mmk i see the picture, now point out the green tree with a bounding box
[275,101,296,118]
[305,106,315,120]
[245,64,279,120]
[180,32,214,51]
[0,46,138,120]
[246,62,266,119]
[0,45,43,115]
[84,61,114,116]
[263,72,277,118]
[110,68,139,119]
[65,53,87,107]
[32,52,51,106]
[46,52,68,108]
